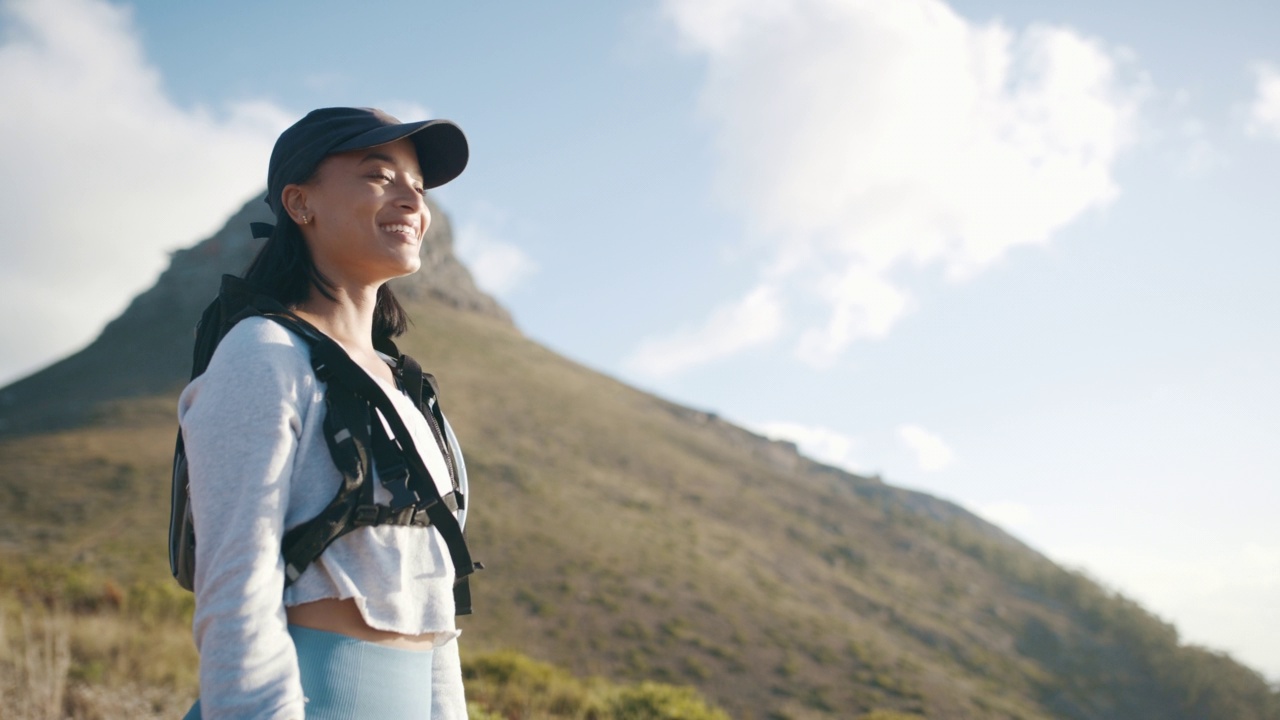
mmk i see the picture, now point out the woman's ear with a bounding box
[281,184,310,225]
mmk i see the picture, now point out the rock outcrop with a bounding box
[0,193,509,434]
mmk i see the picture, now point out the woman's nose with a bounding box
[396,181,426,211]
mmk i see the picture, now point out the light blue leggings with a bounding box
[183,625,434,719]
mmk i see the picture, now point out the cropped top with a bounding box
[178,317,468,719]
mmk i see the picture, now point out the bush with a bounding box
[125,579,194,624]
[605,682,730,720]
[464,649,730,720]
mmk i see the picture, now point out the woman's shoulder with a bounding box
[179,315,323,423]
[222,314,312,348]
[213,315,315,363]
[200,315,319,387]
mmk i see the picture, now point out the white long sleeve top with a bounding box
[178,316,469,719]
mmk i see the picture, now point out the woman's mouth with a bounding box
[380,223,419,240]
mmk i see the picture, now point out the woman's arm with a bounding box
[179,319,316,720]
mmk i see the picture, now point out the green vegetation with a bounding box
[0,563,197,720]
[2,288,1278,718]
[464,651,729,719]
[0,561,728,720]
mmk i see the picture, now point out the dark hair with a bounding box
[243,214,410,339]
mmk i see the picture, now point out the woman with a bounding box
[179,107,473,719]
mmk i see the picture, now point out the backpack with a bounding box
[167,275,480,614]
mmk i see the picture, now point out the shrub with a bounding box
[605,682,730,720]
[463,649,731,720]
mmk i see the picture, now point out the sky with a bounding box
[1,0,1277,681]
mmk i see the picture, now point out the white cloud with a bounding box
[897,423,955,471]
[975,500,1034,529]
[795,265,911,367]
[1246,62,1280,139]
[454,222,538,298]
[0,0,290,385]
[625,284,783,377]
[752,420,865,473]
[654,0,1141,373]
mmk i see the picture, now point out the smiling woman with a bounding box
[283,140,431,305]
[176,107,477,720]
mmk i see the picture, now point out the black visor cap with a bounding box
[264,107,469,217]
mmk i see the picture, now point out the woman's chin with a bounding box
[390,258,422,279]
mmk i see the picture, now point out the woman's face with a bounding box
[292,136,431,287]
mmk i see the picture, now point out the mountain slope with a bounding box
[0,198,1275,719]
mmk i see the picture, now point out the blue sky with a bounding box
[1,0,1277,680]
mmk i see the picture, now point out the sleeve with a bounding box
[431,635,468,719]
[178,319,314,720]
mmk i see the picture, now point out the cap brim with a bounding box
[331,119,469,189]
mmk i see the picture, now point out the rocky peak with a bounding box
[136,192,511,331]
[0,193,511,434]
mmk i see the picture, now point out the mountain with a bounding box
[0,197,1276,720]
[0,192,509,435]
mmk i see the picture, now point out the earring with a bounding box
[299,214,309,224]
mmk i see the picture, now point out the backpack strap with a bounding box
[307,337,480,583]
[414,376,462,496]
[288,379,373,582]
[262,313,479,588]
[394,351,474,614]
[390,350,461,495]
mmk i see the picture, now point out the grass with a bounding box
[464,651,730,719]
[2,294,1278,719]
[0,598,194,719]
[0,576,730,720]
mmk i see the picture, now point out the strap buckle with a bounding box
[353,505,381,526]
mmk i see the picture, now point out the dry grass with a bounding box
[0,601,195,720]
[0,597,730,720]
[0,610,70,719]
